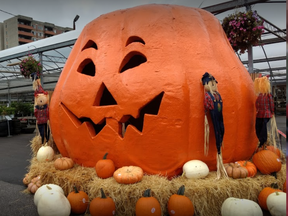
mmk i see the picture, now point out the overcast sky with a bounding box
[0,0,286,66]
[0,0,285,30]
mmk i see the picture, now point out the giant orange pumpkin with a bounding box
[49,4,258,178]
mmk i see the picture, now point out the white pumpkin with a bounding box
[221,197,263,216]
[267,191,286,216]
[182,160,209,179]
[37,144,54,162]
[37,191,71,216]
[34,184,64,206]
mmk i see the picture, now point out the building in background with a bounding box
[0,15,72,50]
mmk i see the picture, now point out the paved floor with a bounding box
[0,115,286,216]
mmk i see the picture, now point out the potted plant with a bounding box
[222,10,264,54]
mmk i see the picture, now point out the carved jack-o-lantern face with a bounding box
[50,4,258,177]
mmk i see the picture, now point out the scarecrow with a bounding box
[254,75,276,149]
[202,72,227,179]
[34,85,50,145]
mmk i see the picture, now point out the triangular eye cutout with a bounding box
[95,83,117,106]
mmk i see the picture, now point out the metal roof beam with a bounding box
[202,0,269,14]
[241,56,286,64]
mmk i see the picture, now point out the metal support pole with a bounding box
[246,4,253,74]
[248,45,253,73]
[7,81,11,106]
[39,52,43,87]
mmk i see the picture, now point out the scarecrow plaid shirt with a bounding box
[256,93,274,118]
[34,104,49,124]
[204,92,221,112]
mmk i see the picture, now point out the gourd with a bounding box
[182,160,209,179]
[36,144,54,162]
[113,166,143,184]
[224,163,248,179]
[252,149,282,174]
[258,183,282,210]
[167,185,194,216]
[235,161,257,177]
[34,184,64,206]
[135,189,161,216]
[50,4,258,178]
[89,188,116,216]
[67,186,89,214]
[54,157,74,170]
[23,173,30,185]
[28,175,42,194]
[95,152,115,179]
[267,191,286,216]
[37,189,71,216]
[221,197,262,216]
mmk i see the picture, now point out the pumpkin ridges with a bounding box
[67,186,89,214]
[252,149,282,174]
[135,189,161,216]
[95,153,115,179]
[224,163,248,179]
[235,161,257,177]
[258,185,282,210]
[167,185,194,216]
[54,157,74,170]
[89,188,116,216]
[113,166,143,184]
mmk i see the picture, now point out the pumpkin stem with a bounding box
[143,189,151,197]
[100,188,107,198]
[181,172,185,177]
[275,191,279,195]
[73,186,79,193]
[177,185,185,195]
[103,153,108,159]
[243,161,248,166]
[46,185,52,190]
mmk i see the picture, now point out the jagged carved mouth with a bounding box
[60,91,164,137]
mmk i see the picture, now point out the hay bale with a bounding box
[24,136,286,215]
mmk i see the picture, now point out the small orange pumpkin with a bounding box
[113,166,143,184]
[167,185,194,216]
[28,175,42,194]
[89,188,116,216]
[135,189,161,216]
[67,186,89,214]
[266,146,281,158]
[95,153,115,179]
[235,161,257,177]
[54,157,74,170]
[224,163,248,179]
[258,183,282,210]
[252,149,282,175]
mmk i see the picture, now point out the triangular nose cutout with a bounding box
[99,83,117,106]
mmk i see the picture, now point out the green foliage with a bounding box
[10,102,34,116]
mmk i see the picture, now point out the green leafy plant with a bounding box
[19,55,42,78]
[222,10,264,54]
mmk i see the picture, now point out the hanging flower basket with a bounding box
[222,10,264,54]
[19,55,42,79]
